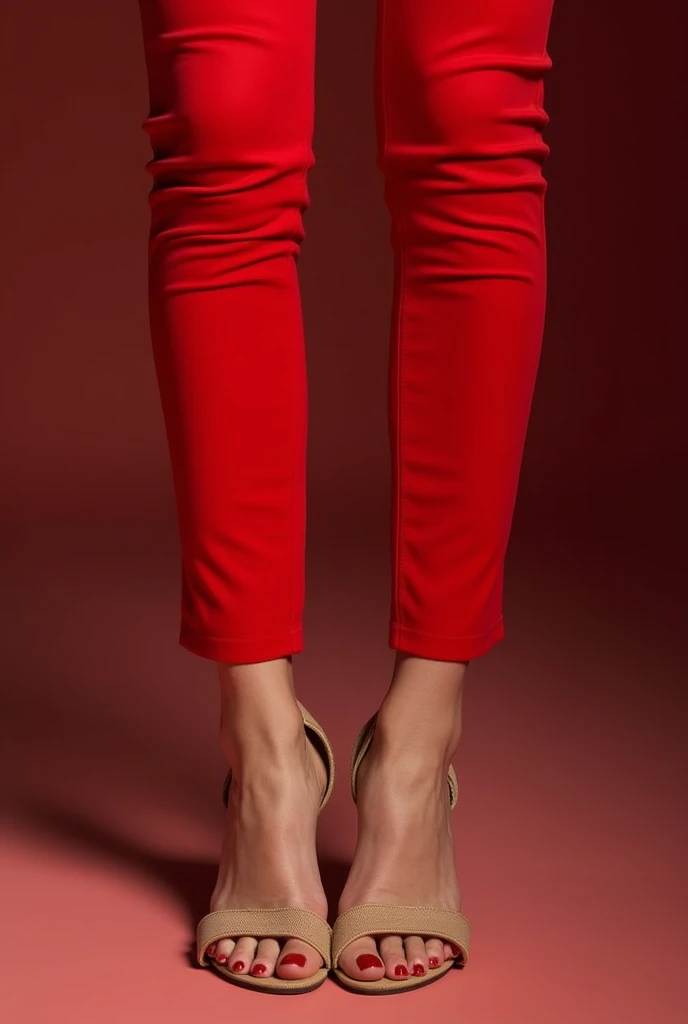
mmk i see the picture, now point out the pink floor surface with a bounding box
[2,473,686,1023]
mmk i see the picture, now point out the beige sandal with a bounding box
[196,700,335,993]
[331,711,472,994]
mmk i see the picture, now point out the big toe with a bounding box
[275,938,323,979]
[336,936,385,981]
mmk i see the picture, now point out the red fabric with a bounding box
[137,0,555,663]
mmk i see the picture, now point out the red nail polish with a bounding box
[231,961,245,973]
[356,953,383,971]
[428,956,440,968]
[412,963,425,976]
[251,963,267,976]
[280,953,307,967]
[394,964,409,977]
[206,945,216,957]
[216,954,227,964]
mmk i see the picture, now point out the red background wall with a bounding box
[1,3,686,1022]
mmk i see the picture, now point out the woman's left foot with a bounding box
[336,656,467,983]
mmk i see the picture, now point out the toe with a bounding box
[213,937,236,966]
[249,937,281,978]
[425,938,445,969]
[444,942,455,960]
[378,934,408,980]
[336,936,385,982]
[403,935,428,977]
[227,936,257,974]
[275,938,323,979]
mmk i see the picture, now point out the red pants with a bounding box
[137,0,555,665]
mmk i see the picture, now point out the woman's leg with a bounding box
[382,0,555,659]
[337,0,555,981]
[139,0,312,665]
[138,0,326,981]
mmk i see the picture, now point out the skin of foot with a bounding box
[335,655,468,983]
[204,657,329,982]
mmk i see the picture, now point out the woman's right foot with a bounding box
[335,655,468,983]
[204,658,329,981]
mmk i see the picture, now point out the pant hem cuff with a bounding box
[389,617,505,661]
[179,622,304,664]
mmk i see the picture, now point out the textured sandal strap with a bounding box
[332,903,471,968]
[296,700,336,810]
[222,700,335,811]
[197,907,332,968]
[447,762,459,808]
[350,713,459,809]
[349,712,377,804]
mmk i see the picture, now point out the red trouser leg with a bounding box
[137,0,555,666]
[137,1,316,663]
[379,0,555,660]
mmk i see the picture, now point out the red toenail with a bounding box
[216,954,227,964]
[428,957,440,968]
[394,964,409,977]
[280,953,307,967]
[412,963,425,976]
[251,963,267,976]
[356,954,383,971]
[206,945,216,957]
[231,961,245,973]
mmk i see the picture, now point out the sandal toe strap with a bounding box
[332,903,471,968]
[197,907,332,968]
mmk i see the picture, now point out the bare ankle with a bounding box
[216,656,305,766]
[372,659,468,768]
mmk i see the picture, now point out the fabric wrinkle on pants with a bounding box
[137,0,556,665]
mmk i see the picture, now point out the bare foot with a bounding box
[336,656,467,982]
[204,659,329,982]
